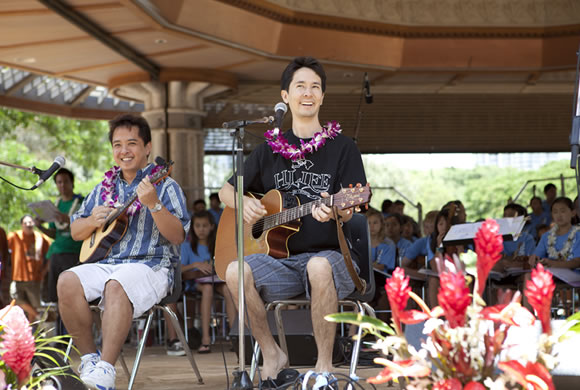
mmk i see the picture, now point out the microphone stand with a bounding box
[0,160,42,175]
[229,125,253,390]
[0,160,45,191]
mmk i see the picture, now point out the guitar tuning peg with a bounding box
[355,183,361,187]
[355,206,361,213]
[364,204,369,210]
[348,184,353,188]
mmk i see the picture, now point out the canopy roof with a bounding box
[0,0,579,153]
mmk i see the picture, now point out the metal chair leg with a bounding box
[160,305,204,384]
[127,310,154,390]
[250,341,261,381]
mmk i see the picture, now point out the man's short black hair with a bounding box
[209,193,220,201]
[281,57,326,92]
[54,168,74,183]
[530,196,542,204]
[394,200,405,206]
[544,183,556,194]
[108,114,151,146]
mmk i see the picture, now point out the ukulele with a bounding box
[214,183,372,280]
[79,158,173,264]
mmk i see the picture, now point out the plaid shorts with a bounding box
[245,250,357,302]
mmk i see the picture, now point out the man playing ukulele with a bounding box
[219,57,367,386]
[57,114,190,390]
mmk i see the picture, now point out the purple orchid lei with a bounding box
[100,164,164,216]
[264,121,342,161]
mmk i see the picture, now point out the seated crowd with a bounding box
[369,182,580,316]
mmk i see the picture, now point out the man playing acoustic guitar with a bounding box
[57,114,190,390]
[218,56,367,386]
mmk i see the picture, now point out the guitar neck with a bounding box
[261,196,333,230]
[103,193,138,228]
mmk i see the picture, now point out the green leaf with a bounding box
[325,312,395,335]
[565,311,580,334]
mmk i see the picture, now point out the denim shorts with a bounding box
[245,250,357,302]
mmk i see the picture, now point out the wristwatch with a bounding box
[149,201,163,213]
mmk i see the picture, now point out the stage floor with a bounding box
[66,343,580,389]
[71,343,388,390]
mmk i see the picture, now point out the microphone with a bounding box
[364,73,373,104]
[274,102,287,130]
[31,156,66,190]
[222,116,274,129]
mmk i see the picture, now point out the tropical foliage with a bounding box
[0,108,111,231]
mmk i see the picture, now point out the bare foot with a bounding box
[314,362,332,374]
[261,344,288,380]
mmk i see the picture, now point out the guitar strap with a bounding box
[332,207,366,294]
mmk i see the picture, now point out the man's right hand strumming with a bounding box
[243,196,267,224]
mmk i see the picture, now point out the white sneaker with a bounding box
[78,352,101,379]
[81,360,116,390]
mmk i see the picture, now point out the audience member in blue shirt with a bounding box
[385,213,412,264]
[208,192,224,226]
[401,215,419,243]
[529,197,580,271]
[401,210,438,281]
[176,211,236,354]
[367,208,396,273]
[528,196,551,241]
[493,203,536,275]
[425,206,468,307]
[541,183,557,215]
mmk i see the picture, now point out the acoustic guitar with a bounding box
[214,183,372,280]
[79,158,173,264]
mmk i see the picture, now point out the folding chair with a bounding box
[250,213,376,378]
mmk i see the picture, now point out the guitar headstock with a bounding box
[334,183,372,212]
[149,157,174,185]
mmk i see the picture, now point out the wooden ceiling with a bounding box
[0,0,579,153]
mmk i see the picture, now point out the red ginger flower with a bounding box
[0,305,35,384]
[474,219,503,296]
[438,270,470,328]
[385,267,411,334]
[525,264,555,334]
[498,360,555,390]
[464,382,486,390]
[433,378,463,390]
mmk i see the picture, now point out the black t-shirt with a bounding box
[228,129,366,254]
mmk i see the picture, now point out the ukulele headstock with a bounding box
[150,157,174,185]
[334,183,372,212]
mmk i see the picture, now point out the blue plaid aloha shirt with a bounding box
[72,163,190,288]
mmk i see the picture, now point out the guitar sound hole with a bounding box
[251,220,264,239]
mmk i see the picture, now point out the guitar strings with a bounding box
[253,197,331,232]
